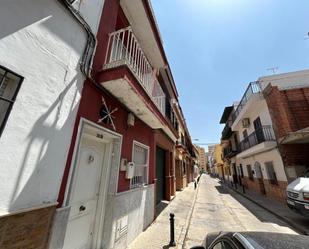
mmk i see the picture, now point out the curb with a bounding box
[177,176,202,249]
[223,183,308,235]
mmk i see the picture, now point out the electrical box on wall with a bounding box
[125,162,135,179]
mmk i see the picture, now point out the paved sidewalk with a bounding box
[224,181,309,235]
[128,182,198,249]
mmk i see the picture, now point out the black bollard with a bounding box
[169,213,176,246]
[242,184,245,194]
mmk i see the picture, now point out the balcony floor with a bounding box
[279,127,309,144]
[103,77,163,129]
[98,66,177,141]
[236,141,277,159]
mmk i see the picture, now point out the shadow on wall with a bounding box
[9,75,81,211]
[0,0,89,211]
[0,0,84,53]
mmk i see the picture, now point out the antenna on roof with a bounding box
[267,67,279,74]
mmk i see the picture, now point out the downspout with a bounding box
[57,0,114,94]
[57,0,96,78]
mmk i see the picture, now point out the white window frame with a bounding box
[130,140,150,189]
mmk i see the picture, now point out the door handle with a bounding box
[79,205,86,212]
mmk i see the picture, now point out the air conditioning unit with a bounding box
[242,118,250,128]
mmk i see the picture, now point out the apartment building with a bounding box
[174,103,195,190]
[0,0,106,248]
[214,144,224,179]
[195,145,207,173]
[208,145,216,175]
[220,104,239,184]
[228,81,287,201]
[50,1,193,248]
[220,69,309,202]
[0,0,194,248]
[261,70,309,181]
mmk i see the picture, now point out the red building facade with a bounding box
[51,1,187,248]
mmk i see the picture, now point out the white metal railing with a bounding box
[232,81,261,122]
[104,27,166,116]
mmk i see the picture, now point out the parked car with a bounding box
[286,168,309,217]
[191,231,309,249]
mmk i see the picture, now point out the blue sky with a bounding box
[151,0,309,149]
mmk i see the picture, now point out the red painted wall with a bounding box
[58,0,154,205]
[58,80,156,206]
[80,82,155,192]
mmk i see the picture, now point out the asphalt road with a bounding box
[184,175,298,248]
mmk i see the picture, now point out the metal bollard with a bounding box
[242,184,245,194]
[169,213,176,246]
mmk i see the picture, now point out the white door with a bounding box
[63,135,108,249]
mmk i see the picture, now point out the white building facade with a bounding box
[0,0,105,247]
[228,70,309,202]
[230,81,288,201]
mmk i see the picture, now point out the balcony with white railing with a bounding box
[103,27,166,116]
[231,81,263,130]
[231,82,261,122]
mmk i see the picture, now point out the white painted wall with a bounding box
[0,0,105,213]
[232,98,274,141]
[102,185,155,249]
[259,69,309,90]
[237,149,287,182]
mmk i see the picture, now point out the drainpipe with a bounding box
[57,0,114,96]
[57,0,96,78]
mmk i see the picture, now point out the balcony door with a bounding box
[253,117,264,143]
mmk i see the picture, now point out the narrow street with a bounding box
[184,175,298,248]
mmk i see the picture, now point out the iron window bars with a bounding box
[0,65,23,136]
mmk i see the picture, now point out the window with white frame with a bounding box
[131,141,149,189]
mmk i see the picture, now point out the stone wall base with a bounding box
[0,205,56,249]
[243,177,287,202]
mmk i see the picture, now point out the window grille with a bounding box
[246,164,254,180]
[131,141,149,189]
[265,161,278,185]
[0,66,23,136]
